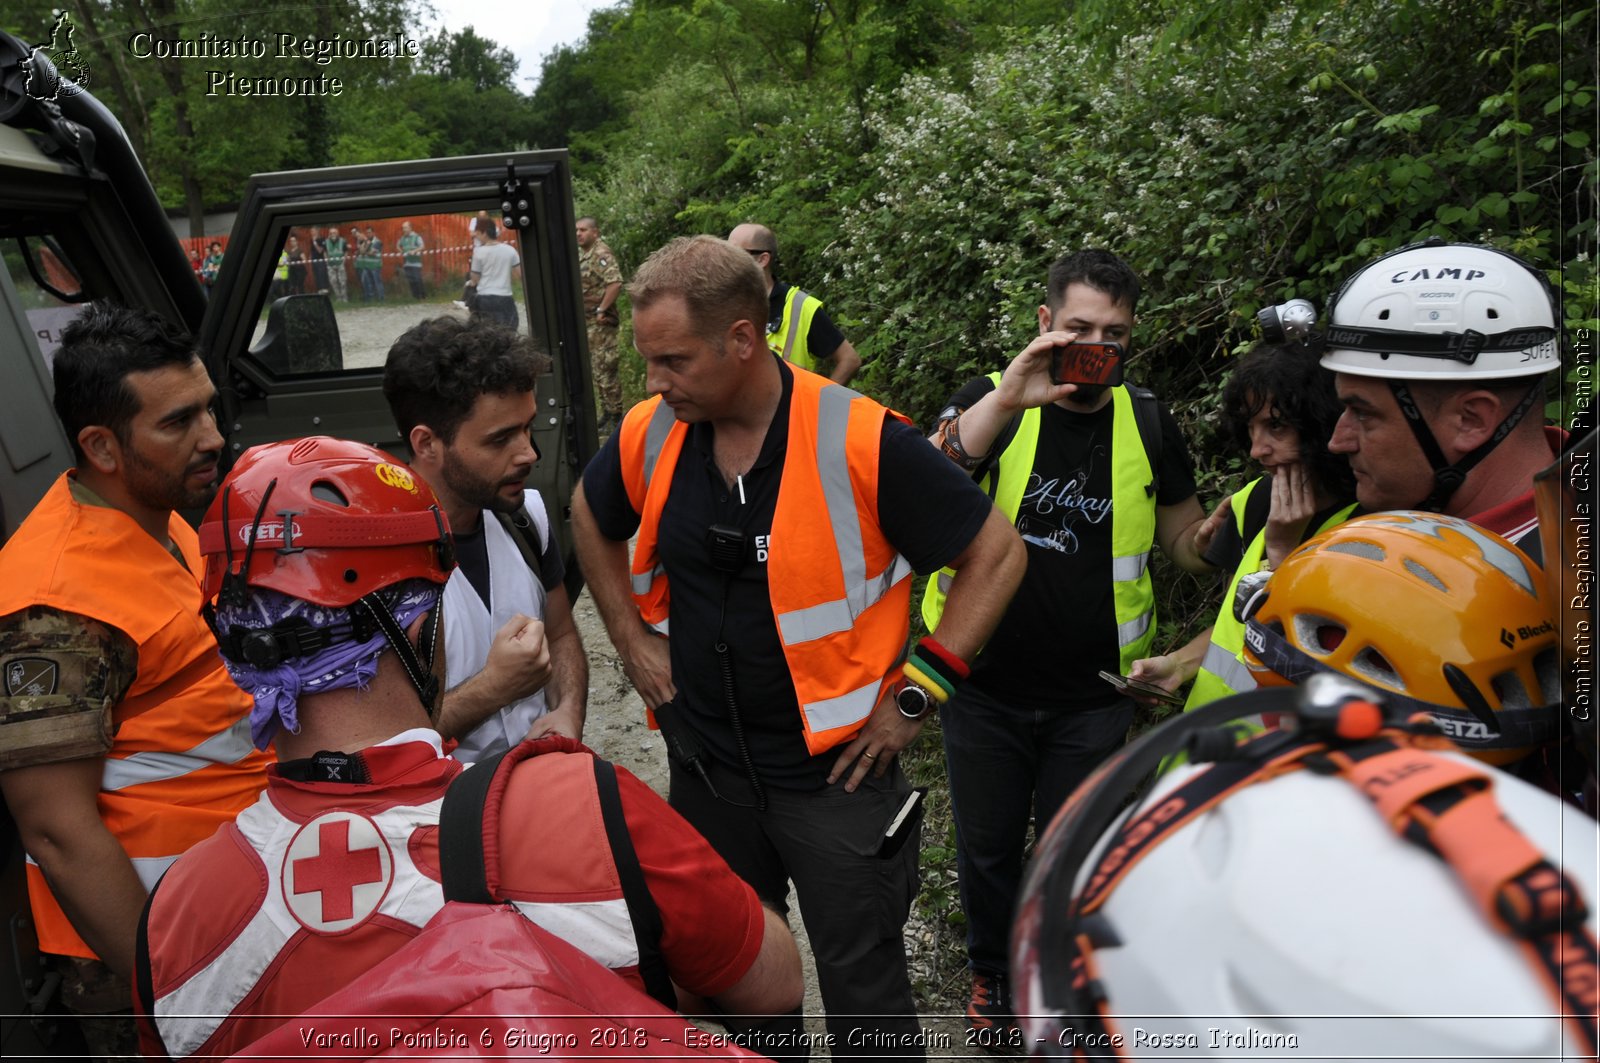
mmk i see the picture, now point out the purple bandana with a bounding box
[213,580,440,750]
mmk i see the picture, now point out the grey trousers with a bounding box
[669,755,927,1060]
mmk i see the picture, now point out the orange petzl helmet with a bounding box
[199,436,453,607]
[1241,512,1561,764]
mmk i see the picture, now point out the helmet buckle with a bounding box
[1446,329,1486,363]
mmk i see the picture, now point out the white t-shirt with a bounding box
[471,241,521,297]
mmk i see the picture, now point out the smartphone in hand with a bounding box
[1050,341,1125,387]
[1098,669,1184,706]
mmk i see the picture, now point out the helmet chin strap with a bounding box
[1388,379,1545,512]
[355,592,442,715]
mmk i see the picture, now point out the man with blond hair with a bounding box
[574,234,1026,1057]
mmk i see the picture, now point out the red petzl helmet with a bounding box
[199,437,453,607]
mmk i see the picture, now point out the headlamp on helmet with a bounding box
[1255,298,1318,346]
[1253,240,1561,381]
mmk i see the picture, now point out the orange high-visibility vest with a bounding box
[618,367,914,755]
[0,474,271,959]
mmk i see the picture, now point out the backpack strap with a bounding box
[134,882,171,1060]
[971,411,1022,500]
[591,758,677,1009]
[1311,739,1599,1056]
[1125,384,1163,498]
[1064,719,1599,1058]
[493,500,546,589]
[438,748,512,905]
[440,747,675,1008]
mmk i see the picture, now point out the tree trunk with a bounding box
[68,0,150,161]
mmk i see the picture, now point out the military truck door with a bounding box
[200,153,599,595]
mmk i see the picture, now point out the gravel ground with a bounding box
[250,294,482,371]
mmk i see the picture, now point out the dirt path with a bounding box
[570,590,979,1059]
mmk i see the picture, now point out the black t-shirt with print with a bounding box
[582,362,992,788]
[947,377,1198,711]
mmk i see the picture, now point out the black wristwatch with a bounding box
[895,679,935,720]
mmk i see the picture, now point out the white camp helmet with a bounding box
[1012,682,1599,1061]
[1320,241,1560,381]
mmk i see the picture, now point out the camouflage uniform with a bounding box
[579,241,624,426]
[2,606,140,1061]
[0,607,135,772]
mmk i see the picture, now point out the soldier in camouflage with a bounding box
[0,302,270,1062]
[576,216,625,435]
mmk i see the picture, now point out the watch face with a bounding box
[896,683,931,718]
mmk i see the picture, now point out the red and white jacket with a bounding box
[135,730,764,1060]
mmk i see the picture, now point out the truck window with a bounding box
[3,234,87,370]
[242,211,549,379]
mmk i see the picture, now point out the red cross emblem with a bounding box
[282,812,393,933]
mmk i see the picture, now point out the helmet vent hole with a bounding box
[1534,647,1560,703]
[1491,671,1528,710]
[311,481,349,506]
[1351,647,1401,688]
[1402,558,1447,592]
[1326,540,1386,561]
[343,568,359,583]
[1378,309,1390,320]
[1487,307,1499,319]
[1293,614,1344,655]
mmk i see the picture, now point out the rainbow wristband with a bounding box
[903,636,970,704]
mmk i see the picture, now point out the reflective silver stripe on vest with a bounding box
[1200,640,1258,695]
[802,677,883,734]
[635,401,679,623]
[132,854,180,890]
[101,716,255,792]
[776,386,912,647]
[1112,550,1150,582]
[155,899,277,1055]
[781,287,810,361]
[641,400,677,488]
[779,556,912,644]
[1117,609,1152,649]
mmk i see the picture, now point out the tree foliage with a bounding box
[552,0,1592,657]
[556,0,1591,432]
[10,0,1590,438]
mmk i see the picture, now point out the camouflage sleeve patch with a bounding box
[597,247,623,285]
[0,606,136,771]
